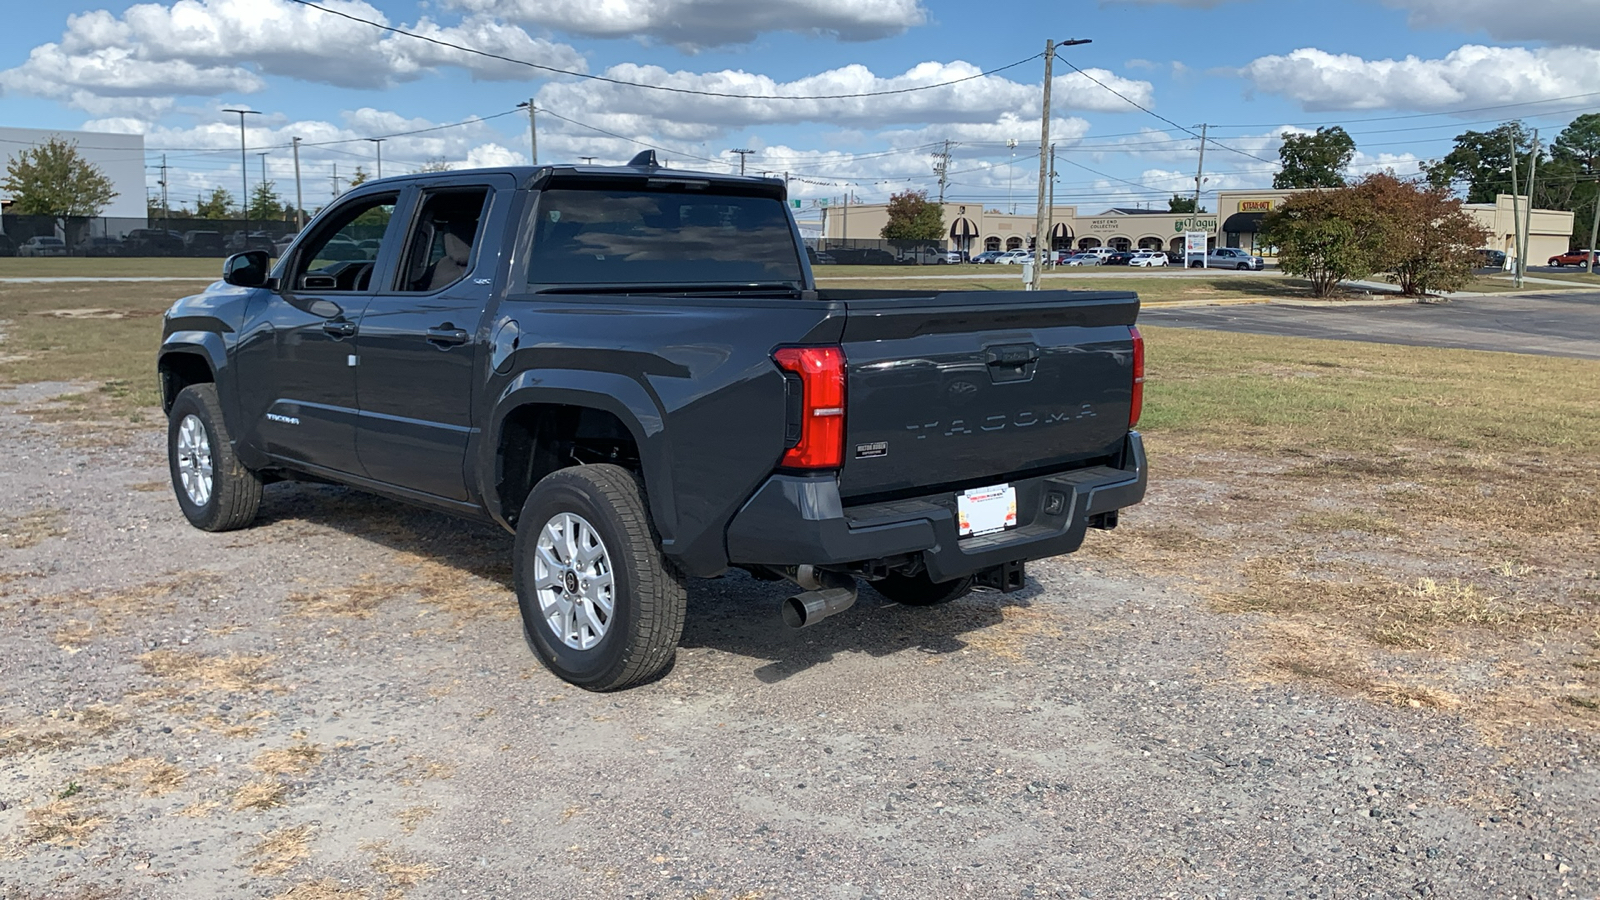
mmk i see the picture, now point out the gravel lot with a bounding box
[1,382,1595,899]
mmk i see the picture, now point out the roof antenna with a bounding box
[627,150,660,168]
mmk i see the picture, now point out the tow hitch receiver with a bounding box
[975,561,1026,593]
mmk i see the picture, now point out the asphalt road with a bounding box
[1142,290,1600,359]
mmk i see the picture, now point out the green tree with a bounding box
[248,181,282,222]
[414,157,454,174]
[1355,173,1490,296]
[1553,113,1600,248]
[348,166,370,188]
[880,189,944,241]
[1167,195,1197,213]
[1259,187,1383,298]
[2,136,118,216]
[1273,126,1356,189]
[1423,122,1536,204]
[196,188,236,219]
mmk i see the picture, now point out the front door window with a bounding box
[288,193,399,293]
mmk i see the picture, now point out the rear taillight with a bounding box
[773,346,846,469]
[1129,325,1145,428]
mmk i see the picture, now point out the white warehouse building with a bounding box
[0,126,148,219]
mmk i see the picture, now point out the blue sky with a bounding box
[2,0,1596,213]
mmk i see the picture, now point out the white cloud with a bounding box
[447,0,926,49]
[0,0,587,115]
[1241,45,1600,111]
[534,60,1154,137]
[1383,0,1600,49]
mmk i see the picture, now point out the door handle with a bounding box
[426,326,470,346]
[322,319,357,338]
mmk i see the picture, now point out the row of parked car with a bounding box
[970,246,1267,270]
[0,229,303,258]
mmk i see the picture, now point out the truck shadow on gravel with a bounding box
[251,483,1044,686]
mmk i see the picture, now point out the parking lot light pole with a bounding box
[292,137,304,232]
[367,138,385,179]
[222,108,261,244]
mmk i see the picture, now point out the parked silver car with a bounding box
[18,236,67,257]
[1191,247,1265,270]
[1061,252,1103,266]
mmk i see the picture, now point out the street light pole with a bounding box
[730,148,754,176]
[222,108,261,241]
[367,138,385,179]
[292,137,304,231]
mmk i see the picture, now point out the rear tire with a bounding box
[873,571,975,607]
[514,464,686,692]
[168,383,262,532]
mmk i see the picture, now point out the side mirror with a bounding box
[222,250,270,287]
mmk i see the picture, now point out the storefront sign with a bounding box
[1237,200,1275,212]
[1089,218,1120,232]
[1172,216,1218,234]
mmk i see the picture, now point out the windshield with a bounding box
[525,188,804,288]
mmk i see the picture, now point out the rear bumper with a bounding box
[725,432,1147,582]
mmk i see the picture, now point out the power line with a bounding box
[1053,52,1275,166]
[285,0,1041,101]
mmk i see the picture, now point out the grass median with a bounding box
[1079,326,1600,730]
[0,257,228,279]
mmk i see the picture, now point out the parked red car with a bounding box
[1547,249,1598,267]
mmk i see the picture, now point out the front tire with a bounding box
[168,383,262,532]
[514,465,687,692]
[872,571,975,606]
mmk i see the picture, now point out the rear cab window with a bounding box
[524,187,805,291]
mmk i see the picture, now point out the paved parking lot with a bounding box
[1142,291,1600,359]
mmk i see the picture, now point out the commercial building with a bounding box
[1210,189,1574,263]
[824,190,1574,262]
[0,126,148,219]
[819,201,1219,256]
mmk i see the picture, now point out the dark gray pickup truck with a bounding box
[158,152,1147,690]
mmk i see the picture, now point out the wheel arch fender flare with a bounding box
[487,369,675,543]
[158,332,227,411]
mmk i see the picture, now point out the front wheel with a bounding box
[168,384,262,531]
[514,464,687,691]
[872,571,975,606]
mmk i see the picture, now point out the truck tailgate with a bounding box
[829,290,1139,500]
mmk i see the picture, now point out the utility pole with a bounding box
[1509,132,1523,287]
[518,99,538,165]
[934,139,952,204]
[158,154,169,227]
[1588,176,1600,277]
[1192,122,1209,213]
[842,191,849,243]
[730,148,754,176]
[1044,143,1057,263]
[292,137,304,231]
[222,108,262,238]
[1522,129,1539,286]
[331,163,341,198]
[367,138,384,179]
[1029,39,1089,289]
[1006,138,1018,214]
[1030,39,1055,291]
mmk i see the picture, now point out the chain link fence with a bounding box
[0,214,302,258]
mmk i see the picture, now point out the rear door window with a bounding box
[525,188,804,288]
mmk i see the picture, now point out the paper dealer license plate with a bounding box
[957,484,1017,537]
